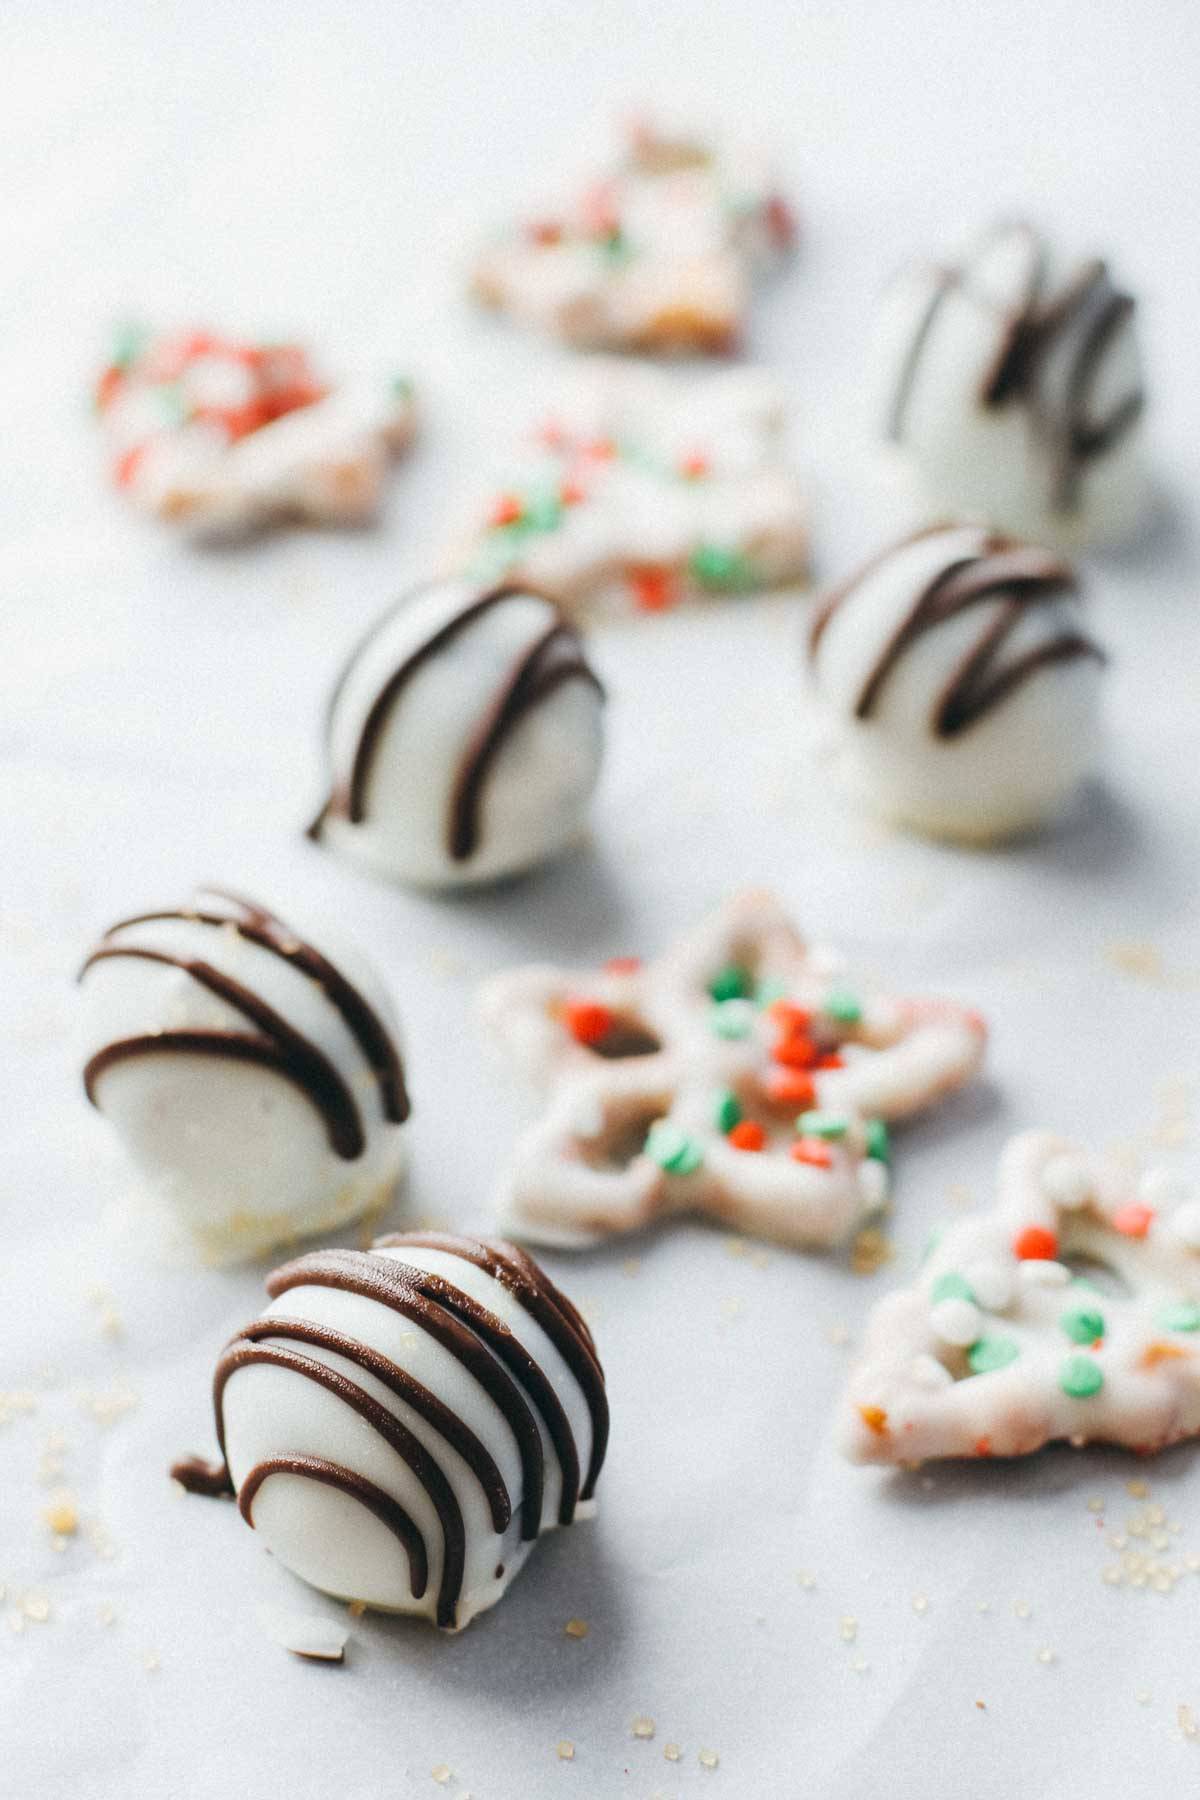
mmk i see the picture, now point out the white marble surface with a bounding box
[1,2,1198,1795]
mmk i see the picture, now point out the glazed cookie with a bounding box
[78,889,409,1261]
[94,325,416,535]
[840,1132,1200,1465]
[807,522,1106,842]
[868,220,1147,545]
[173,1232,608,1631]
[472,117,795,354]
[453,361,809,617]
[479,890,986,1249]
[309,577,606,887]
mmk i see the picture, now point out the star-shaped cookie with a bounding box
[94,324,416,536]
[479,891,986,1249]
[840,1131,1200,1465]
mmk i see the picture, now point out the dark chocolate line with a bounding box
[171,1455,234,1497]
[266,1249,546,1539]
[216,1339,464,1627]
[237,1455,428,1603]
[80,945,365,1159]
[446,623,603,862]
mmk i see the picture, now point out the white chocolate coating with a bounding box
[205,1234,606,1630]
[312,578,605,888]
[479,890,986,1249]
[473,119,795,354]
[807,523,1105,842]
[451,361,809,619]
[840,1132,1200,1466]
[867,220,1147,545]
[78,889,408,1262]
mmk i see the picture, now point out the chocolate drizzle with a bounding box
[812,528,1104,738]
[177,1236,606,1630]
[79,889,408,1160]
[886,223,1144,512]
[312,582,603,861]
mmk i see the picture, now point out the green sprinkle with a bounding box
[865,1119,890,1163]
[600,228,632,264]
[523,492,563,533]
[157,384,187,424]
[709,964,752,1003]
[111,320,149,369]
[644,1120,703,1176]
[753,977,787,1008]
[931,1271,975,1305]
[710,1000,753,1041]
[795,1112,849,1141]
[1158,1302,1200,1333]
[824,989,862,1026]
[1071,1273,1102,1293]
[391,373,415,400]
[688,543,755,591]
[967,1336,1020,1375]
[922,1227,944,1264]
[713,1088,742,1134]
[1060,1307,1105,1345]
[1060,1355,1104,1399]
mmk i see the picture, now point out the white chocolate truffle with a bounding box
[807,523,1106,842]
[310,578,606,888]
[79,889,408,1261]
[173,1233,608,1631]
[868,220,1147,545]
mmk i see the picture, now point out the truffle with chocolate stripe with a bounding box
[310,577,605,887]
[868,220,1147,545]
[78,889,408,1261]
[173,1232,608,1630]
[807,523,1106,842]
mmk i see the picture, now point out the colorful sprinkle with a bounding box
[824,990,863,1025]
[688,543,754,590]
[708,964,752,1003]
[858,1404,889,1437]
[754,978,788,1008]
[795,1111,849,1140]
[679,452,710,480]
[627,564,678,612]
[1158,1302,1200,1333]
[931,1271,975,1305]
[728,1120,766,1152]
[564,1001,614,1047]
[791,1138,833,1169]
[1060,1307,1105,1345]
[645,1121,704,1176]
[488,493,524,528]
[1112,1204,1155,1239]
[523,492,563,532]
[559,479,587,507]
[865,1119,890,1163]
[1013,1225,1059,1262]
[768,1000,813,1035]
[770,1034,818,1070]
[711,1000,753,1040]
[765,1070,816,1109]
[604,955,641,976]
[1060,1355,1104,1399]
[713,1088,742,1134]
[967,1336,1021,1375]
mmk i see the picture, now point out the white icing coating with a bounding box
[808,522,1105,842]
[472,119,795,353]
[840,1132,1200,1466]
[479,889,986,1249]
[212,1234,605,1630]
[867,220,1147,546]
[449,360,809,619]
[78,889,407,1262]
[313,578,605,888]
[96,327,416,537]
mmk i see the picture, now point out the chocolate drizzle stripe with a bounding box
[215,1340,464,1628]
[447,623,603,862]
[237,1455,428,1602]
[170,1454,233,1497]
[808,521,952,661]
[79,945,365,1159]
[266,1250,545,1539]
[386,1233,609,1501]
[90,891,408,1124]
[884,268,957,443]
[233,1315,511,1534]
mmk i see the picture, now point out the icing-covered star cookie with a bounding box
[94,325,416,536]
[840,1132,1200,1465]
[472,117,796,354]
[868,220,1147,545]
[453,361,809,617]
[479,891,986,1249]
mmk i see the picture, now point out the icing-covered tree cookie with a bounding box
[867,221,1147,545]
[472,117,796,355]
[452,361,808,618]
[840,1132,1200,1465]
[94,325,416,536]
[479,891,986,1249]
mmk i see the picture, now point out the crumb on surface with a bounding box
[850,1228,894,1276]
[564,1617,589,1639]
[698,1748,719,1769]
[664,1743,681,1762]
[347,1599,367,1618]
[556,1740,574,1761]
[839,1615,857,1643]
[431,1765,452,1785]
[631,1715,655,1740]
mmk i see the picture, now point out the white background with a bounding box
[2,2,1198,1796]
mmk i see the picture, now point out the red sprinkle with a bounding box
[816,1053,845,1071]
[973,1436,993,1459]
[1112,1204,1155,1239]
[582,438,616,461]
[765,1070,816,1109]
[114,443,148,489]
[488,493,524,528]
[679,452,710,480]
[768,1001,813,1035]
[559,480,587,507]
[765,194,797,248]
[791,1138,832,1169]
[771,1035,819,1071]
[628,565,679,612]
[95,365,124,412]
[563,1001,614,1047]
[728,1120,766,1153]
[604,956,642,976]
[528,220,563,246]
[1013,1225,1059,1262]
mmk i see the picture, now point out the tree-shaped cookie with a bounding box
[451,360,808,617]
[840,1131,1200,1465]
[479,891,986,1249]
[94,325,416,536]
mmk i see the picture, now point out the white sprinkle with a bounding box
[964,1257,1014,1311]
[1018,1259,1071,1288]
[931,1297,983,1346]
